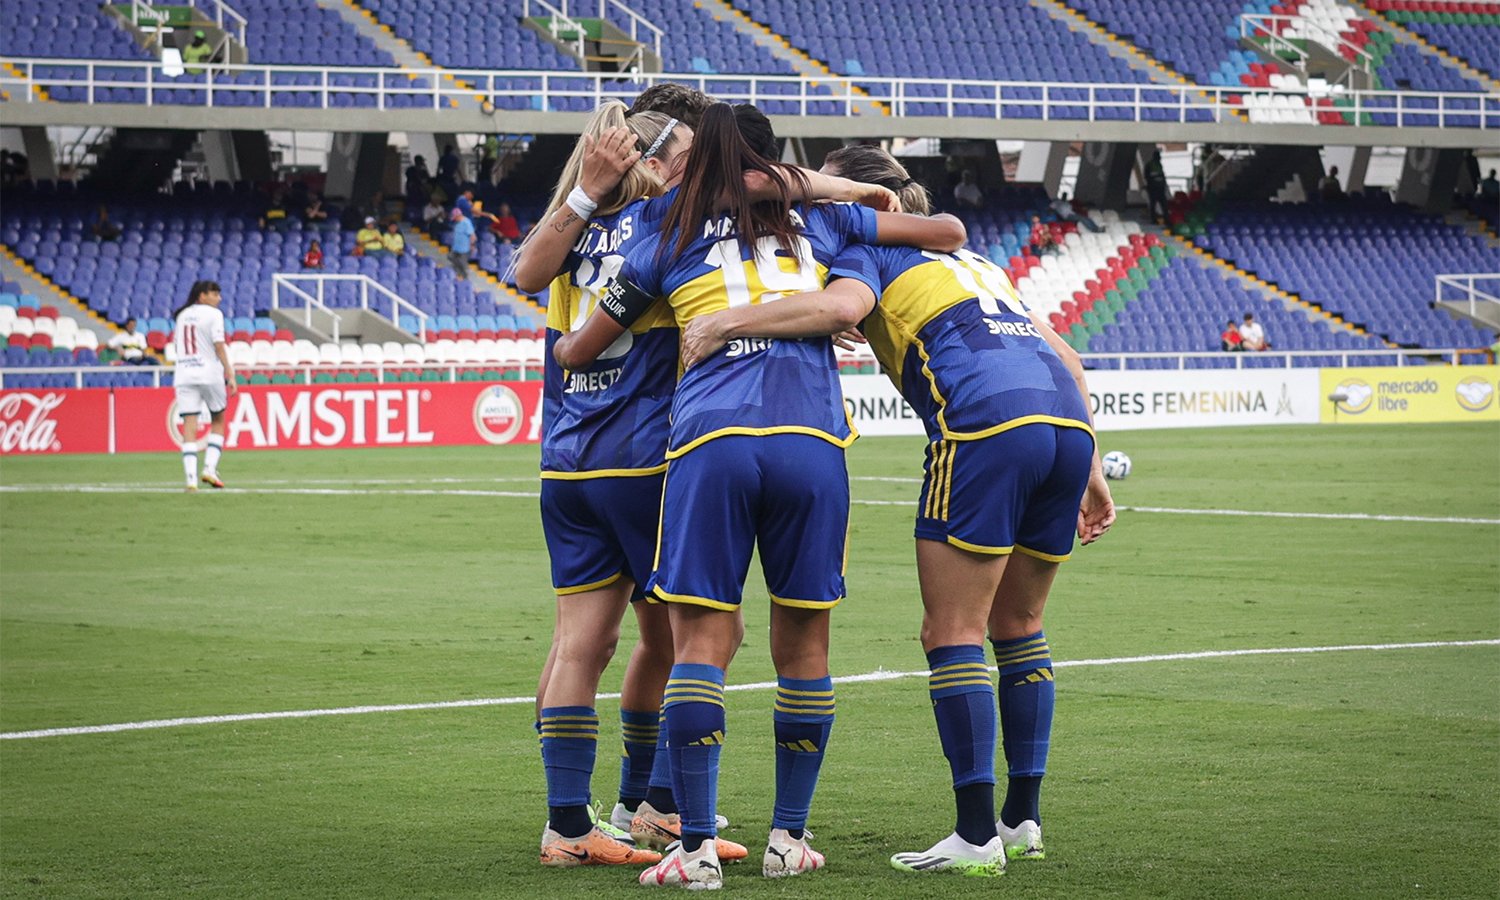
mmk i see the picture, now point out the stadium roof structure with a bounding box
[2,62,1495,148]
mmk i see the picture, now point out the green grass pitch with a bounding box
[2,423,1497,898]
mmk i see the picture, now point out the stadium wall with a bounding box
[1,368,1496,454]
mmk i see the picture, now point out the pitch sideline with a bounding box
[2,639,1495,742]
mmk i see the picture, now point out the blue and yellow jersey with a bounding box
[621,202,879,458]
[829,244,1091,442]
[541,196,679,477]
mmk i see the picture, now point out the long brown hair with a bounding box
[824,145,931,216]
[657,102,809,265]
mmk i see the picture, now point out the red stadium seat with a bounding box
[230,330,253,343]
[7,334,27,347]
[146,331,170,351]
[16,306,36,319]
[29,333,52,349]
[476,329,497,340]
[273,329,295,342]
[456,329,477,341]
[37,306,58,319]
[252,330,274,342]
[497,329,516,340]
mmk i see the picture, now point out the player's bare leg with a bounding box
[200,410,228,488]
[179,412,200,491]
[987,552,1062,861]
[537,579,659,866]
[891,540,1008,877]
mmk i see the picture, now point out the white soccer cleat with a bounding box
[201,471,225,489]
[890,831,1005,877]
[639,840,722,890]
[594,804,637,845]
[996,818,1045,860]
[762,828,824,878]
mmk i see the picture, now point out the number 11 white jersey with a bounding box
[173,304,226,386]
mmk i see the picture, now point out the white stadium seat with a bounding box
[229,341,255,368]
[10,317,34,338]
[402,343,425,365]
[51,331,77,351]
[292,339,319,365]
[74,330,100,351]
[361,343,386,365]
[317,342,341,365]
[251,340,277,367]
[273,342,299,366]
[54,317,78,337]
[31,317,55,336]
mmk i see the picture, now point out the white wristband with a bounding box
[565,185,598,219]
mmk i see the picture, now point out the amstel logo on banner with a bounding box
[472,384,525,444]
[1319,365,1500,424]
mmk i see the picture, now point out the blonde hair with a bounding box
[537,101,677,225]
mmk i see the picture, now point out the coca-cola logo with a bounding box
[0,392,64,453]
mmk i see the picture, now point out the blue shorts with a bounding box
[916,423,1094,561]
[647,434,849,611]
[540,472,665,600]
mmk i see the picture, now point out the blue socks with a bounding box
[993,631,1054,827]
[618,708,658,807]
[928,645,998,845]
[644,708,678,813]
[664,664,725,852]
[540,705,599,838]
[772,675,835,838]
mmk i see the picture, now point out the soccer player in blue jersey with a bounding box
[678,145,1117,878]
[554,104,966,889]
[516,99,898,870]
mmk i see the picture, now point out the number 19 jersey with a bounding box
[542,196,677,477]
[620,202,878,458]
[829,244,1091,442]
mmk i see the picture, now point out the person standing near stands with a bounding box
[1144,147,1169,220]
[182,30,214,74]
[954,170,984,208]
[171,281,236,491]
[448,208,474,279]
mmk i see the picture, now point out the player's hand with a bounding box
[832,327,867,352]
[1076,468,1115,545]
[851,181,901,213]
[680,313,732,369]
[226,378,239,396]
[579,127,641,202]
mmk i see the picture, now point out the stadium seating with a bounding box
[354,0,575,72]
[1192,194,1498,349]
[1365,0,1500,79]
[0,0,153,61]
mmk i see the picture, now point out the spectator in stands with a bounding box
[355,217,385,257]
[478,137,499,185]
[1482,170,1499,202]
[0,150,26,186]
[628,83,713,128]
[1319,167,1344,203]
[954,169,984,208]
[303,194,330,226]
[109,317,152,365]
[382,222,406,257]
[1144,148,1169,220]
[1049,192,1102,233]
[422,195,445,235]
[405,155,431,213]
[1028,215,1058,256]
[483,201,521,242]
[259,190,289,231]
[1220,319,1243,352]
[91,205,122,242]
[449,208,475,279]
[455,189,475,221]
[302,239,324,270]
[1240,312,1268,351]
[182,30,214,75]
[437,144,462,195]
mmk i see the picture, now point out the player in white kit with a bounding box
[171,280,237,491]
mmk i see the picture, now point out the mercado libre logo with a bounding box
[1454,376,1495,412]
[473,384,524,444]
[1334,378,1373,415]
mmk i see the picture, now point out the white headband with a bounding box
[643,117,680,160]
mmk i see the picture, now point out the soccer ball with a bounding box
[1101,451,1132,480]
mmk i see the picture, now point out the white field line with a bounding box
[2,639,1495,742]
[2,483,1500,525]
[2,481,1497,526]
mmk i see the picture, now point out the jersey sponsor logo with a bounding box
[0,392,63,453]
[565,367,623,394]
[473,384,525,444]
[724,338,773,358]
[984,318,1042,338]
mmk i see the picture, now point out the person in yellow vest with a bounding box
[355,217,385,256]
[381,222,406,257]
[182,30,214,75]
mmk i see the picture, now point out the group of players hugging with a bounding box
[520,83,1116,888]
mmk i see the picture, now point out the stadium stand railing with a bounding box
[270,273,430,343]
[2,60,1497,126]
